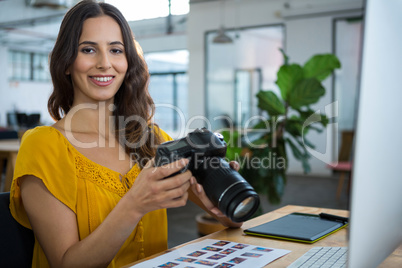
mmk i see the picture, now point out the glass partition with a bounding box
[145,50,189,134]
[334,17,363,132]
[333,17,363,157]
[205,25,284,131]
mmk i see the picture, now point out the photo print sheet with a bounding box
[131,239,291,268]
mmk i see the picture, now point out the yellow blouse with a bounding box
[10,126,172,268]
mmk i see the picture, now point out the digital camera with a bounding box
[154,128,260,222]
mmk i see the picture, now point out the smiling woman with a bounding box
[8,1,241,268]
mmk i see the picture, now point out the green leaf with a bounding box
[251,138,270,146]
[258,165,270,178]
[267,171,286,204]
[279,48,289,65]
[276,64,304,101]
[276,141,288,170]
[220,130,242,161]
[300,158,311,174]
[288,78,325,109]
[257,91,286,116]
[319,114,329,127]
[302,137,315,149]
[285,120,303,137]
[297,108,315,121]
[273,171,286,197]
[292,137,312,160]
[251,120,271,130]
[285,137,303,160]
[286,116,312,137]
[306,125,324,133]
[285,137,311,173]
[303,54,341,81]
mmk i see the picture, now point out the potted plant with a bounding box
[223,49,341,204]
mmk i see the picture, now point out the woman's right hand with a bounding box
[127,158,192,216]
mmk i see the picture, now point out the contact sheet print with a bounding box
[131,239,291,268]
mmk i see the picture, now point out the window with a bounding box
[145,50,189,135]
[234,68,262,127]
[105,0,189,21]
[8,50,50,82]
[205,25,285,130]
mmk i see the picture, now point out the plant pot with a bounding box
[195,213,225,236]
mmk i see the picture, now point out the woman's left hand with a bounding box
[189,161,243,228]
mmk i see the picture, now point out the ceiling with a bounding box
[0,0,69,53]
[0,18,63,52]
[0,0,188,53]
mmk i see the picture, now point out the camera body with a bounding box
[155,128,260,222]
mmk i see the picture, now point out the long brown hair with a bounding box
[48,0,162,167]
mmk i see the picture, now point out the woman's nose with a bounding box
[96,51,111,70]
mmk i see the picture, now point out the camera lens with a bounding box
[193,157,260,222]
[234,196,257,219]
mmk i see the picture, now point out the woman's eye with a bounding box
[81,47,95,54]
[111,48,124,54]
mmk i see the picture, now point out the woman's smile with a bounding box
[89,75,115,86]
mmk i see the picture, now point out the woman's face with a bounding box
[68,15,128,105]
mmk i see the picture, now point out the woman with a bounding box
[9,1,241,267]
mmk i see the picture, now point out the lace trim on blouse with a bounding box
[74,153,140,196]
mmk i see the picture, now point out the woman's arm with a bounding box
[188,183,243,228]
[20,158,191,268]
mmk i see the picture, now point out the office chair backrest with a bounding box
[26,113,41,128]
[0,130,18,140]
[0,192,34,268]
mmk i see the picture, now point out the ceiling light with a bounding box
[26,0,72,9]
[213,27,233,44]
[213,0,233,44]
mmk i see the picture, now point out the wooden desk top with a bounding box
[0,139,20,152]
[125,205,402,267]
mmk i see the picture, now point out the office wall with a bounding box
[138,34,187,53]
[0,0,363,175]
[0,0,62,126]
[187,0,363,175]
[0,46,54,126]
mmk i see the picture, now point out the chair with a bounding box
[26,113,41,128]
[0,129,18,140]
[327,130,354,200]
[16,113,28,128]
[0,192,34,267]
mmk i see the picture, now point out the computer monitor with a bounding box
[348,0,402,267]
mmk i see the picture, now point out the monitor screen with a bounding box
[348,0,402,266]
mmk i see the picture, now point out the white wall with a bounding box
[187,0,363,175]
[138,34,187,53]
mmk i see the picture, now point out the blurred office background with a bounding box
[0,0,363,247]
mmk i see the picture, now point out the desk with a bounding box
[125,205,402,267]
[0,139,19,192]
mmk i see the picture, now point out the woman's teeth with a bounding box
[92,77,113,82]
